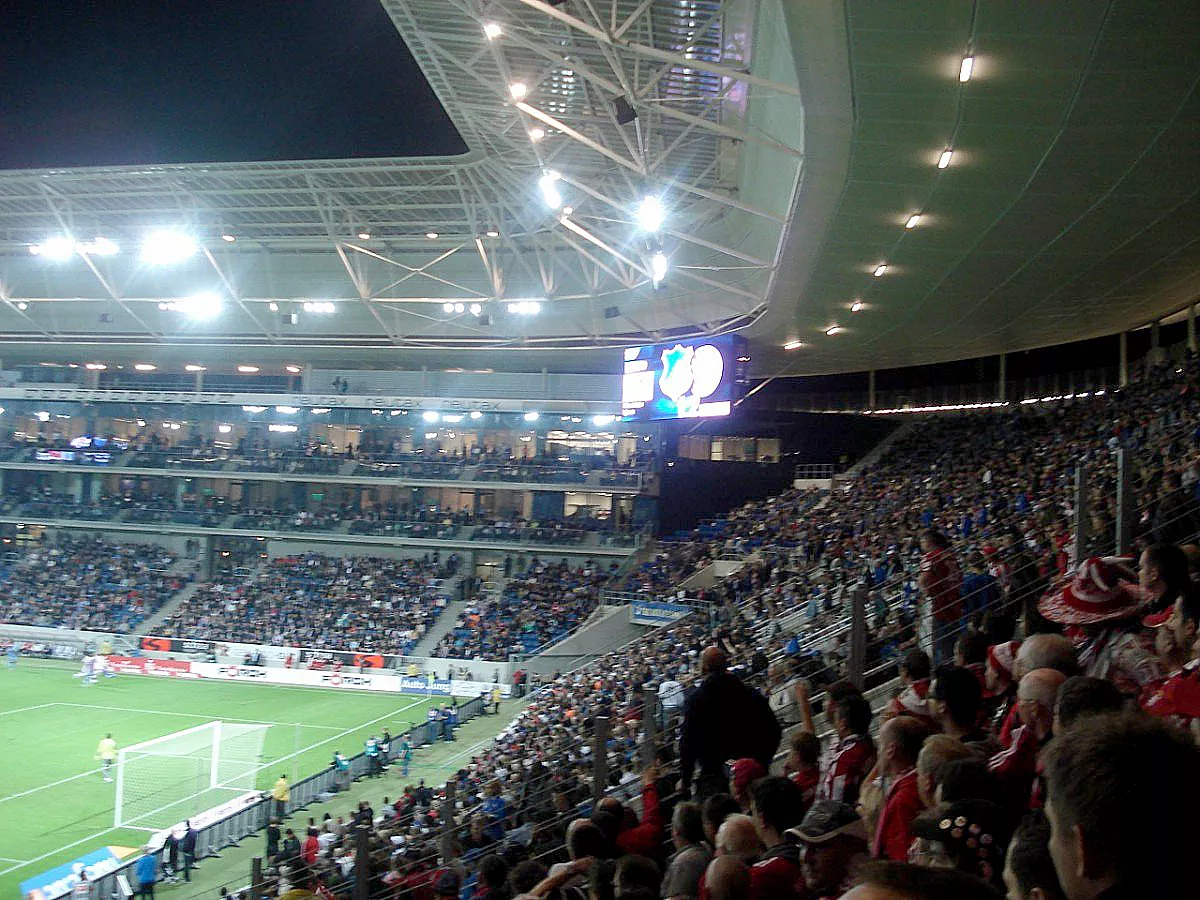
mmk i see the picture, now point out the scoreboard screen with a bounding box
[621,335,749,421]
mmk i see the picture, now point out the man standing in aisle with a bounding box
[919,530,963,665]
[96,733,117,783]
[399,732,414,777]
[179,821,197,883]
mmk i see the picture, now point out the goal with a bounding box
[113,721,270,830]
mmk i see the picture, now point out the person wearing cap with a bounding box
[884,649,935,728]
[984,640,1020,739]
[727,758,766,811]
[871,716,928,861]
[786,800,869,900]
[909,798,1011,887]
[1037,557,1163,695]
[746,777,805,899]
[1138,586,1200,731]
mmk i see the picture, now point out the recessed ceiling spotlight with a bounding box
[357,230,371,240]
[485,227,500,238]
[937,149,954,169]
[134,363,157,371]
[483,22,502,40]
[140,230,198,265]
[237,365,260,373]
[851,300,865,312]
[268,301,279,312]
[905,213,922,229]
[783,340,804,350]
[873,264,888,277]
[469,303,483,316]
[185,364,207,372]
[425,231,439,239]
[15,301,28,311]
[825,325,844,336]
[285,364,302,374]
[221,233,236,243]
[85,363,107,370]
[959,55,975,83]
[529,127,546,142]
[509,81,528,100]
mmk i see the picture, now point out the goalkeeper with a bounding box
[96,733,117,783]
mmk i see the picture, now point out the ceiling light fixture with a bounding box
[357,230,371,240]
[16,302,28,311]
[425,231,439,239]
[651,251,669,286]
[302,301,336,314]
[218,424,233,433]
[469,303,483,316]
[528,127,546,142]
[284,364,302,374]
[507,300,542,315]
[164,291,223,320]
[485,227,500,238]
[237,365,260,373]
[539,171,563,209]
[422,411,440,423]
[30,236,77,261]
[276,406,299,414]
[937,149,954,169]
[221,233,236,243]
[85,363,107,370]
[873,264,888,277]
[242,405,267,413]
[637,195,666,232]
[905,213,922,229]
[470,410,483,420]
[268,301,279,312]
[141,230,198,265]
[483,22,502,40]
[184,364,206,372]
[783,340,804,350]
[509,81,528,100]
[959,54,975,83]
[134,363,156,371]
[523,411,540,422]
[825,325,844,336]
[851,300,865,312]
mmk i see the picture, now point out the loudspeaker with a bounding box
[604,306,620,319]
[614,96,637,125]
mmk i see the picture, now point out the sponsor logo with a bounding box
[140,637,171,653]
[321,673,373,688]
[352,653,385,669]
[221,665,267,679]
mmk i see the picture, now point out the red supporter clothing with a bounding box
[997,701,1019,750]
[820,735,876,806]
[920,548,963,622]
[987,723,1043,808]
[886,679,935,727]
[1139,660,1200,723]
[872,769,924,861]
[790,767,820,810]
[615,782,663,858]
[749,845,805,900]
[301,835,319,865]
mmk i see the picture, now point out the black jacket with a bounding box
[679,671,781,786]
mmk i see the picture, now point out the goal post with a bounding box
[113,721,269,830]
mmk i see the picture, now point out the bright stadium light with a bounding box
[937,148,954,169]
[528,127,546,142]
[422,411,440,423]
[443,302,455,314]
[276,406,299,414]
[959,54,975,82]
[218,424,233,434]
[483,22,503,40]
[539,171,563,209]
[651,251,669,286]
[637,196,666,232]
[141,230,198,264]
[523,411,539,422]
[873,263,888,277]
[469,303,483,316]
[507,300,541,315]
[85,363,107,370]
[470,410,483,420]
[302,301,336,314]
[783,340,804,350]
[30,236,76,260]
[509,81,528,100]
[165,291,223,320]
[237,365,260,373]
[184,364,207,372]
[592,414,616,426]
[905,213,922,229]
[81,236,119,256]
[134,363,156,371]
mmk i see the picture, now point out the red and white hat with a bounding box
[1038,557,1150,626]
[986,640,1021,681]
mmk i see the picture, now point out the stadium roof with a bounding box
[0,0,1197,377]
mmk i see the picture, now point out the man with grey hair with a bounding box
[661,802,710,900]
[998,636,1079,746]
[989,668,1066,805]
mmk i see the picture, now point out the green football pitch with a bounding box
[0,659,449,897]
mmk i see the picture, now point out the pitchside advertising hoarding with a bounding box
[20,845,140,900]
[620,334,750,422]
[629,599,692,625]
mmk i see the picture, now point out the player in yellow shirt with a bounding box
[95,733,117,783]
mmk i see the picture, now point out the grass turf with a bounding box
[0,659,456,897]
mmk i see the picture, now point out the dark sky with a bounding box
[0,0,466,169]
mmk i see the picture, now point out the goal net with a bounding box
[114,721,270,830]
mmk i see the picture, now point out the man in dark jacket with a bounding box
[179,822,197,882]
[678,647,781,800]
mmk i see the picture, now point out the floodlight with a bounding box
[169,291,223,320]
[524,411,539,421]
[937,149,953,169]
[637,196,666,232]
[470,410,483,420]
[141,231,198,264]
[31,236,76,260]
[134,364,156,371]
[873,264,888,277]
[237,365,260,373]
[783,340,804,350]
[905,213,922,229]
[185,364,207,372]
[959,55,975,83]
[539,172,563,209]
[422,411,440,423]
[651,251,669,286]
[483,22,502,40]
[509,81,528,100]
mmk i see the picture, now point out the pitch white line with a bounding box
[52,703,345,730]
[0,696,432,879]
[0,856,29,863]
[0,766,107,806]
[0,702,57,718]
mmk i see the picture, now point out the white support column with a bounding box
[210,721,223,789]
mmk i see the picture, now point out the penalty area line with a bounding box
[51,703,345,730]
[0,766,107,807]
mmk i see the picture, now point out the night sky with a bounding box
[0,0,466,169]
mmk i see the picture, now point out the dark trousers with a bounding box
[135,882,155,900]
[183,853,194,882]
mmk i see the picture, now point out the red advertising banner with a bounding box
[106,656,198,679]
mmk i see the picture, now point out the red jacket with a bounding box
[920,548,962,622]
[749,845,805,900]
[871,770,923,860]
[616,782,663,858]
[820,735,875,806]
[301,836,319,865]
